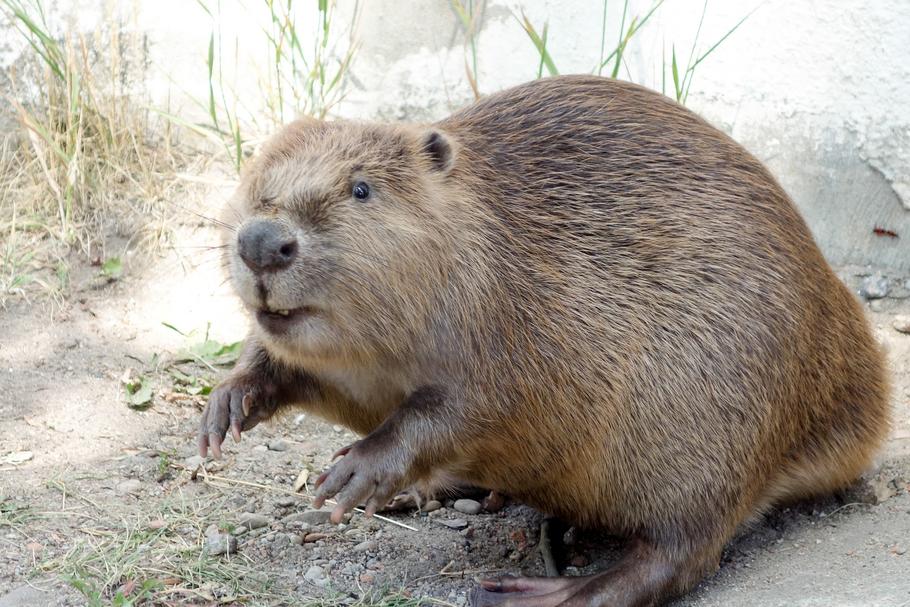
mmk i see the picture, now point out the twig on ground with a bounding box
[192,465,419,531]
[538,518,559,577]
[823,502,868,518]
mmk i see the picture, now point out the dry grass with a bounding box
[0,0,208,303]
[0,471,439,607]
[0,0,361,304]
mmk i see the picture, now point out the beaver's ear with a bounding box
[420,129,457,174]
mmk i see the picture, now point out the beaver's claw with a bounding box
[312,439,407,523]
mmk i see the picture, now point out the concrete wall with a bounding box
[3,0,908,271]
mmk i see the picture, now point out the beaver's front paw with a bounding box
[312,440,408,523]
[197,374,278,459]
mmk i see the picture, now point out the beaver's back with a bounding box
[436,76,889,531]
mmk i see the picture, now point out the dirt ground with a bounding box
[1,218,909,607]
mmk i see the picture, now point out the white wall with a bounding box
[3,0,908,270]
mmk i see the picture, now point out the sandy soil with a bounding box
[1,223,908,607]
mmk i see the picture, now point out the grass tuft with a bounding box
[192,0,360,172]
[512,0,749,106]
[0,0,200,301]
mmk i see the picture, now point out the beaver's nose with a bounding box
[237,219,299,273]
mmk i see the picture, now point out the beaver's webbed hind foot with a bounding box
[473,537,719,607]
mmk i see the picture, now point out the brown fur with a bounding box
[199,76,890,606]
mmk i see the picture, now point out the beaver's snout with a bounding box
[237,219,298,273]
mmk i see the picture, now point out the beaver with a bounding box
[197,75,890,606]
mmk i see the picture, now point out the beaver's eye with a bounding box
[352,181,371,201]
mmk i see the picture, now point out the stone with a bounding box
[239,512,270,530]
[116,479,142,495]
[438,518,469,530]
[204,524,238,556]
[267,439,289,452]
[353,540,377,553]
[570,554,590,567]
[284,509,333,526]
[304,565,326,582]
[453,499,482,515]
[860,272,890,300]
[871,477,898,503]
[422,499,442,513]
[852,475,899,505]
[892,315,910,334]
[482,491,506,513]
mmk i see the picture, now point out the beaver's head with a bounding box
[224,119,460,362]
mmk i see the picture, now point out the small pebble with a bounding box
[239,512,270,530]
[422,500,442,513]
[252,445,268,452]
[438,518,469,530]
[204,524,237,556]
[276,496,296,507]
[285,509,333,526]
[453,499,482,515]
[482,491,506,513]
[267,439,289,452]
[570,554,590,567]
[116,479,142,495]
[353,540,377,553]
[892,315,910,334]
[304,565,325,582]
[232,525,248,536]
[304,532,330,543]
[147,519,166,530]
[860,272,890,300]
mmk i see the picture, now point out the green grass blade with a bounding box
[599,0,664,76]
[671,44,681,101]
[597,0,608,76]
[683,6,754,103]
[690,8,753,71]
[518,11,559,77]
[610,0,629,78]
